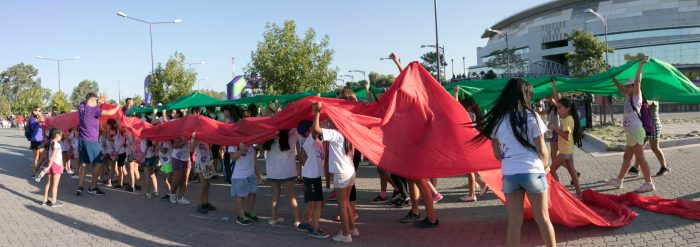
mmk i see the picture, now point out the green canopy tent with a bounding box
[165,91,224,110]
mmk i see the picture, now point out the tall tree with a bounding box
[247,20,338,95]
[368,71,395,87]
[149,51,196,104]
[130,95,144,106]
[419,51,448,82]
[51,91,70,113]
[199,89,226,100]
[69,80,100,107]
[0,63,46,115]
[484,48,526,74]
[624,53,646,63]
[565,29,614,77]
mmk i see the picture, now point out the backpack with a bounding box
[630,97,655,135]
[24,122,33,141]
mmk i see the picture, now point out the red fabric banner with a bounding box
[42,62,697,228]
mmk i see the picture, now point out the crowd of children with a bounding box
[26,55,672,246]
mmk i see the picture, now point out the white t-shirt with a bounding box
[113,132,132,155]
[228,145,256,179]
[492,111,547,176]
[302,136,325,178]
[140,139,155,158]
[322,129,355,174]
[159,142,172,164]
[100,135,115,155]
[194,142,212,165]
[265,130,300,179]
[623,94,643,131]
[171,143,191,162]
[49,141,63,165]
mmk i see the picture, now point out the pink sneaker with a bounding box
[432,192,444,204]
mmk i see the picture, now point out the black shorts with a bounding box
[30,141,44,150]
[210,145,221,158]
[117,153,127,167]
[303,177,323,202]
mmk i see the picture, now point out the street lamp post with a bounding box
[486,27,509,75]
[35,56,79,92]
[451,58,454,79]
[116,11,182,104]
[185,61,205,89]
[584,9,609,70]
[462,56,466,77]
[433,0,441,84]
[348,70,366,83]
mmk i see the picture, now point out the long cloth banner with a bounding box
[45,61,700,229]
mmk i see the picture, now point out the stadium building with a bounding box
[470,0,700,80]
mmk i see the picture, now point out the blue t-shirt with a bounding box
[29,117,43,142]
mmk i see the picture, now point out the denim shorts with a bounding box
[231,174,258,198]
[502,173,547,194]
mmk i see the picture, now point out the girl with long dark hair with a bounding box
[472,78,556,247]
[548,79,583,195]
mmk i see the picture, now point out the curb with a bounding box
[583,133,700,157]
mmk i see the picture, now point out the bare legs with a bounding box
[505,191,556,247]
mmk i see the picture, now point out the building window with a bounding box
[609,42,700,66]
[542,40,568,50]
[604,27,700,42]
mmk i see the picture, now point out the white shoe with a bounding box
[269,217,285,225]
[322,187,333,193]
[176,197,190,205]
[169,194,177,204]
[350,228,360,237]
[635,182,655,193]
[332,232,352,243]
[459,195,477,202]
[604,178,623,189]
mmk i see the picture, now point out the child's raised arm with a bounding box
[312,102,323,135]
[612,77,625,96]
[550,78,561,103]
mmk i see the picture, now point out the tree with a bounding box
[419,51,448,82]
[50,91,70,113]
[565,29,614,77]
[69,80,100,107]
[345,81,360,89]
[484,48,526,74]
[247,20,338,95]
[624,53,646,63]
[130,95,144,106]
[484,70,497,80]
[199,89,226,100]
[149,51,196,103]
[0,63,46,114]
[368,71,395,87]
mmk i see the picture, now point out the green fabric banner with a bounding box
[450,58,700,109]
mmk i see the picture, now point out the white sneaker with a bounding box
[604,178,623,189]
[176,197,191,205]
[322,187,333,193]
[169,194,177,204]
[332,232,352,243]
[459,195,477,202]
[269,218,285,225]
[635,182,655,193]
[350,228,360,237]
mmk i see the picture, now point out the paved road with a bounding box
[1,128,700,246]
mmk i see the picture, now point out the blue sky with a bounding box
[0,0,546,100]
